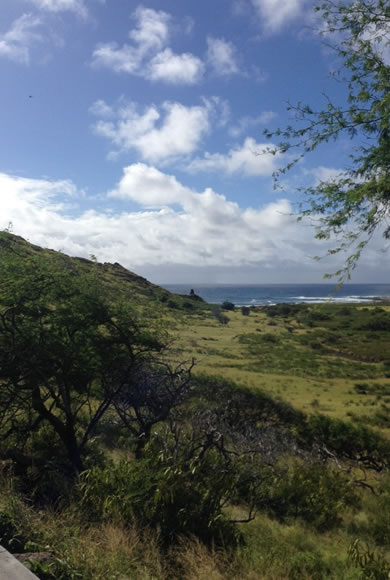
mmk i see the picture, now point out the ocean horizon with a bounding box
[161,283,390,307]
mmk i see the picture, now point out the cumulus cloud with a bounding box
[129,5,170,51]
[1,167,387,281]
[91,5,204,84]
[207,37,239,76]
[251,0,309,33]
[0,14,43,64]
[28,0,87,17]
[109,163,189,208]
[147,48,204,84]
[0,168,323,271]
[90,99,213,163]
[186,137,281,176]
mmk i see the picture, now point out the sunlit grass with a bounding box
[172,306,390,429]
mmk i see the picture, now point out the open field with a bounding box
[173,302,390,431]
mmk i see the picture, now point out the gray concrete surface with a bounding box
[0,546,39,579]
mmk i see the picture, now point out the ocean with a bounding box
[161,284,390,307]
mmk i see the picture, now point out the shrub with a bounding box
[0,511,26,552]
[264,462,359,530]
[79,448,240,547]
[211,306,229,324]
[360,316,390,331]
[299,414,390,470]
[262,333,280,343]
[221,301,235,311]
[29,558,82,580]
[367,476,390,546]
[348,539,390,580]
[265,304,292,318]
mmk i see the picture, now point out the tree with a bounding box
[113,358,194,458]
[80,379,295,546]
[0,235,165,476]
[264,0,390,280]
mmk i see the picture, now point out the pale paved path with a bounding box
[0,546,39,579]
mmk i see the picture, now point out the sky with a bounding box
[0,0,388,284]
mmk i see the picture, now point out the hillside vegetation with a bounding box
[174,301,390,432]
[0,232,390,579]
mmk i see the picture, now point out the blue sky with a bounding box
[0,0,388,283]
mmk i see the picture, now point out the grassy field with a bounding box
[172,302,390,431]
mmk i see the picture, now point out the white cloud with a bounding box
[207,37,239,76]
[0,168,307,268]
[187,137,281,176]
[1,168,387,281]
[91,43,140,74]
[129,5,170,52]
[28,0,87,17]
[0,14,43,64]
[88,99,115,119]
[0,173,78,214]
[91,5,204,84]
[229,111,277,137]
[109,163,189,207]
[91,99,212,163]
[147,48,204,84]
[251,0,309,33]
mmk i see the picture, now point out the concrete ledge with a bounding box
[0,546,39,579]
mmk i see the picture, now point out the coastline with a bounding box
[162,283,390,307]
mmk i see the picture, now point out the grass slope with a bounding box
[0,232,208,314]
[174,303,390,432]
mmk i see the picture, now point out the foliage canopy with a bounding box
[0,235,165,476]
[265,0,390,279]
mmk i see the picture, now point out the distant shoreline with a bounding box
[162,283,390,307]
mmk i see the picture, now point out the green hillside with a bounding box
[0,231,207,313]
[1,232,390,579]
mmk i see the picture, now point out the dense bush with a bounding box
[360,315,390,332]
[298,413,390,471]
[265,304,292,317]
[0,511,26,552]
[264,462,359,530]
[367,476,390,546]
[79,446,241,547]
[349,539,390,580]
[211,306,229,324]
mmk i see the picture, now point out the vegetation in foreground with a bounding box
[0,0,388,574]
[1,232,390,579]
